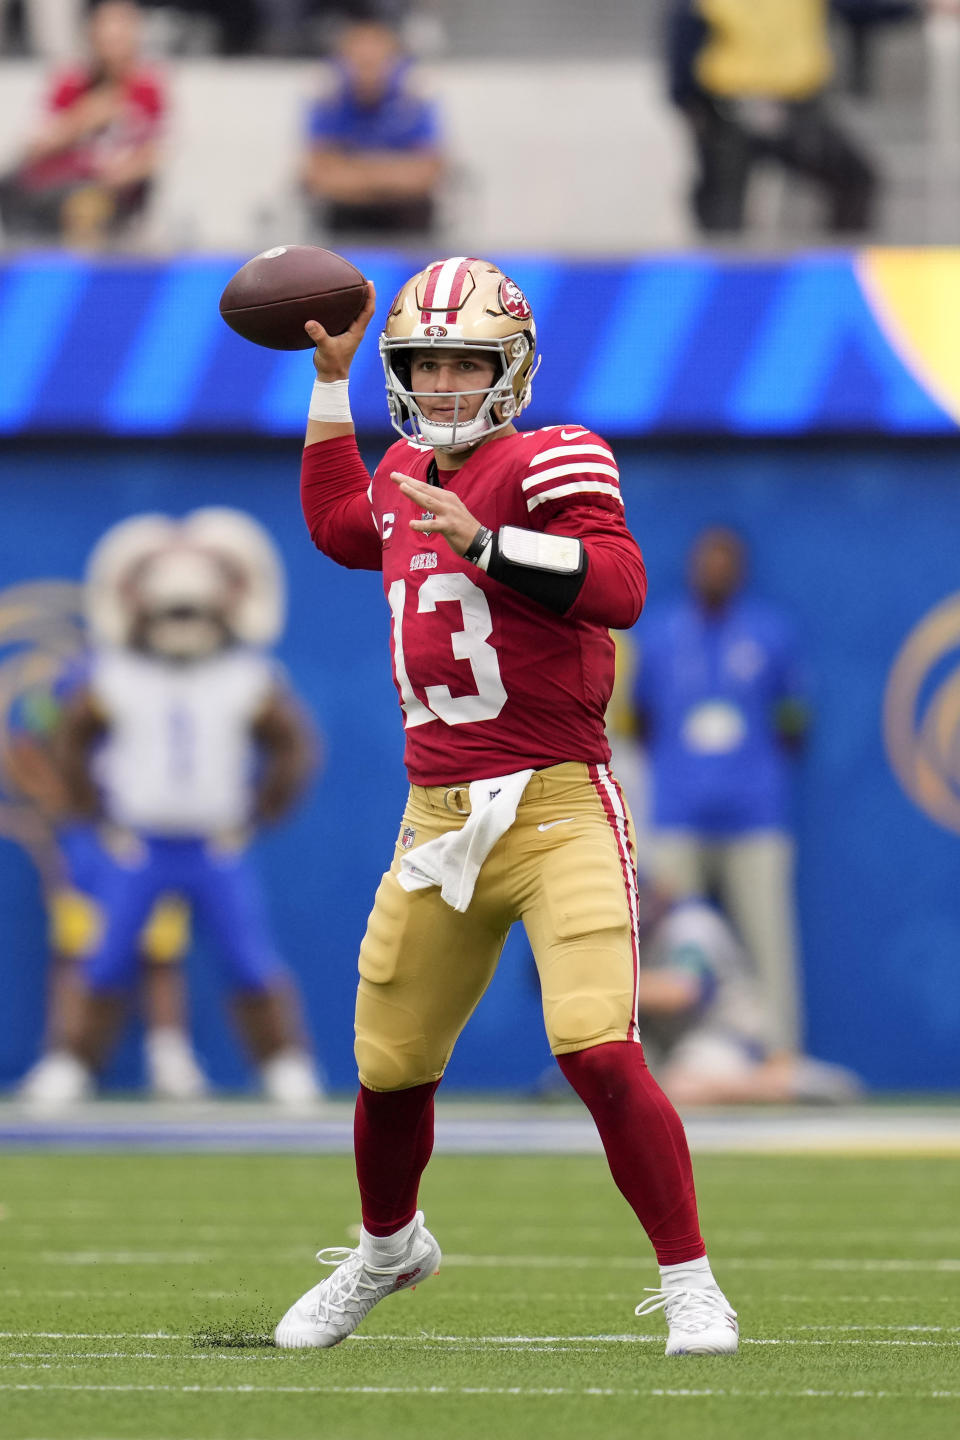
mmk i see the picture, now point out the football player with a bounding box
[20,509,323,1107]
[274,258,738,1357]
[2,598,206,1105]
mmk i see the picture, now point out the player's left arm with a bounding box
[49,690,108,819]
[540,499,647,628]
[250,687,318,825]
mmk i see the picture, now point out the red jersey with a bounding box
[301,425,647,785]
[23,65,165,190]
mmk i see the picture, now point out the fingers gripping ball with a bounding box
[219,245,368,350]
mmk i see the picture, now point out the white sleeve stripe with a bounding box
[521,461,620,492]
[526,481,624,511]
[529,444,615,467]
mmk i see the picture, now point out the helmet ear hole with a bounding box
[392,350,412,389]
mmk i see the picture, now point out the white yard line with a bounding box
[36,1252,215,1265]
[2,1332,960,1351]
[443,1254,960,1272]
[0,1333,184,1340]
[1,1382,960,1399]
[26,1250,960,1271]
[0,1289,240,1299]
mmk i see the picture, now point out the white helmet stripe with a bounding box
[421,256,472,318]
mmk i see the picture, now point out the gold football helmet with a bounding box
[379,256,540,449]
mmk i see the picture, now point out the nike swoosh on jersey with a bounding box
[537,818,575,831]
[560,428,587,440]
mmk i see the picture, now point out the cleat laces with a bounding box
[309,1246,391,1326]
[635,1286,737,1333]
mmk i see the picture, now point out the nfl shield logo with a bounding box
[400,826,416,850]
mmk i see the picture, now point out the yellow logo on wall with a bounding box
[857,250,960,426]
[884,592,960,835]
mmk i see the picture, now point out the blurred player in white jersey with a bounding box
[0,580,206,1102]
[274,257,739,1358]
[19,508,322,1107]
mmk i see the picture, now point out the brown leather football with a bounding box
[219,245,368,350]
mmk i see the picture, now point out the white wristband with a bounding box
[308,378,352,423]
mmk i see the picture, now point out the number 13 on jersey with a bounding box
[387,573,508,728]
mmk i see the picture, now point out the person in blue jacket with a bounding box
[301,14,444,241]
[633,526,811,1058]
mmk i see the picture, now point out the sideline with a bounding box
[0,1100,959,1154]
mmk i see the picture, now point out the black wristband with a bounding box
[463,525,493,564]
[486,531,589,615]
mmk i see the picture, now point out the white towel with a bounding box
[397,769,534,912]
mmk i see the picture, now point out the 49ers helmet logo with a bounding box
[423,324,448,338]
[499,277,531,321]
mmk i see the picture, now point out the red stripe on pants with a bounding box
[588,762,641,1040]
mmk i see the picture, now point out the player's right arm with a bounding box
[250,686,317,825]
[300,283,386,570]
[304,281,375,446]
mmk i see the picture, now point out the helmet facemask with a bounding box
[127,548,240,664]
[379,257,540,453]
[381,334,535,451]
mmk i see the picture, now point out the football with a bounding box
[218,245,368,351]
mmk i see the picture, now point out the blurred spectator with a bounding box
[666,0,882,234]
[301,14,444,242]
[18,509,324,1107]
[632,527,811,1058]
[635,894,862,1105]
[0,0,164,248]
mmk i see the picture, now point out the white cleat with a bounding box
[145,1027,210,1101]
[635,1285,739,1356]
[260,1049,325,1108]
[274,1211,441,1350]
[17,1051,94,1108]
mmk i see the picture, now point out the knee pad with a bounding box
[355,980,446,1092]
[49,888,103,960]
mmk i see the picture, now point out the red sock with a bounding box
[557,1041,706,1266]
[354,1081,440,1236]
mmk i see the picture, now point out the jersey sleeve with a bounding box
[300,435,383,571]
[48,69,86,112]
[518,430,646,629]
[131,72,166,127]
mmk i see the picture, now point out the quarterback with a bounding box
[276,257,739,1356]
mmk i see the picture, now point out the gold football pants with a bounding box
[355,761,643,1091]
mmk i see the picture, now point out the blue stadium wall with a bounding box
[0,250,958,1094]
[0,439,957,1094]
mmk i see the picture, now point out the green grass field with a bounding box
[1,1148,959,1440]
